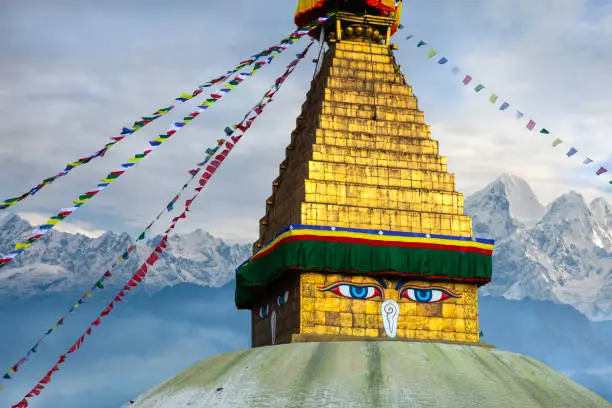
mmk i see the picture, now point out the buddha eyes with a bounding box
[321,283,382,300]
[399,287,459,303]
[258,291,291,319]
[320,282,460,303]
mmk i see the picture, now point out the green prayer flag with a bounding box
[95,281,104,289]
[3,373,11,379]
[475,84,485,92]
[138,232,146,240]
[540,129,550,134]
[416,40,427,47]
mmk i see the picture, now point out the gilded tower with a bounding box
[235,0,494,347]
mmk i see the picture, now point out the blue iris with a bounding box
[414,289,433,302]
[349,286,368,299]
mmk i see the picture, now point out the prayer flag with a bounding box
[499,102,510,111]
[462,75,472,85]
[427,49,437,58]
[567,148,578,157]
[583,158,593,165]
[552,138,563,147]
[451,67,460,75]
[438,57,448,64]
[540,129,550,134]
[474,84,485,92]
[489,93,498,103]
[596,167,608,175]
[416,40,426,47]
[516,111,524,119]
[526,120,536,130]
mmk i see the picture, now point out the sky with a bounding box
[0,0,611,242]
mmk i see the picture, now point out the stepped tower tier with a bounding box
[235,10,494,348]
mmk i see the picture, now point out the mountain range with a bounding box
[0,174,611,322]
[466,174,612,321]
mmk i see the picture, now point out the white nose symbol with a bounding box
[381,300,399,338]
[270,310,277,345]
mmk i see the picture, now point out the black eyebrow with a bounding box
[395,279,411,290]
[373,278,388,289]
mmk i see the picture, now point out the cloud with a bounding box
[0,0,610,245]
[18,212,106,237]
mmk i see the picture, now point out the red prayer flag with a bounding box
[86,327,92,335]
[596,167,608,175]
[195,187,203,192]
[103,271,112,278]
[13,398,29,407]
[146,252,159,265]
[526,120,536,130]
[39,376,51,385]
[58,355,66,364]
[100,303,114,316]
[92,317,102,326]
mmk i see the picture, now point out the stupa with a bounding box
[235,0,494,348]
[128,2,611,407]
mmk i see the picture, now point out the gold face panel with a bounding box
[299,272,480,343]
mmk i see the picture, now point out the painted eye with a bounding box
[400,288,458,303]
[277,291,290,306]
[328,284,382,300]
[258,305,269,318]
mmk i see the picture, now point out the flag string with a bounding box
[9,38,315,408]
[0,16,331,272]
[0,139,226,389]
[403,33,611,186]
[0,34,294,213]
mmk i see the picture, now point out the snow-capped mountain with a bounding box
[1,174,610,321]
[0,214,251,298]
[466,175,612,321]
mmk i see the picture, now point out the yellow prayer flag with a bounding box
[552,138,563,147]
[14,242,31,250]
[127,157,143,164]
[179,93,192,100]
[428,49,437,58]
[74,302,80,309]
[85,290,93,297]
[73,199,88,205]
[47,219,61,225]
